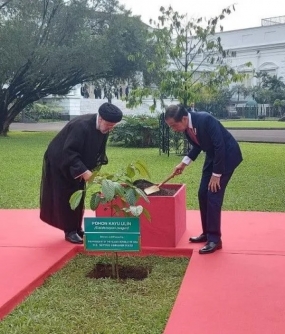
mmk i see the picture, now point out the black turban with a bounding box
[98,103,123,123]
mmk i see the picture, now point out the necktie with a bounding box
[187,128,199,146]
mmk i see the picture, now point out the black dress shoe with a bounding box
[77,229,84,238]
[65,231,83,244]
[199,241,222,254]
[189,234,207,243]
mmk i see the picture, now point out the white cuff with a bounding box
[212,173,222,177]
[182,156,191,165]
[75,170,88,179]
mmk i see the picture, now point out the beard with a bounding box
[100,128,110,134]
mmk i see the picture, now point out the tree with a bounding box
[251,72,285,105]
[92,14,151,103]
[0,0,12,10]
[251,87,274,104]
[127,5,247,111]
[230,84,250,102]
[255,72,285,91]
[195,86,232,118]
[273,99,285,117]
[0,0,150,135]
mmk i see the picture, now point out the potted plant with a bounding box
[69,160,151,219]
[70,160,187,250]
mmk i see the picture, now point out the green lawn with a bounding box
[0,254,189,334]
[220,120,285,128]
[0,131,284,212]
[0,131,284,332]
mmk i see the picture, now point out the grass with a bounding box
[220,120,285,128]
[0,254,189,334]
[0,130,284,332]
[0,131,285,212]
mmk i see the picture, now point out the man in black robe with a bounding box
[40,103,123,244]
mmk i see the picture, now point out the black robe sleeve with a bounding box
[61,123,89,179]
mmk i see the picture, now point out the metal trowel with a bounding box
[144,173,176,195]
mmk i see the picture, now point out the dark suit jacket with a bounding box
[185,111,242,174]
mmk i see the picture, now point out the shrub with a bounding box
[14,101,63,122]
[109,114,160,148]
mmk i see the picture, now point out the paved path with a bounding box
[10,122,285,143]
[229,128,285,143]
[10,121,68,132]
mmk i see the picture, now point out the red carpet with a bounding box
[165,210,285,334]
[1,209,285,334]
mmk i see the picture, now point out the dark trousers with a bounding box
[64,188,86,234]
[198,170,233,243]
[64,211,84,234]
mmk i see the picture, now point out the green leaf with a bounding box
[113,182,126,197]
[101,179,115,201]
[69,190,84,210]
[124,188,137,206]
[85,182,101,194]
[142,207,151,222]
[90,192,102,211]
[134,160,151,178]
[126,164,136,178]
[135,188,150,203]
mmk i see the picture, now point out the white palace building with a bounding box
[217,15,285,87]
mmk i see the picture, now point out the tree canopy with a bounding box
[251,72,285,104]
[126,5,248,112]
[0,0,150,135]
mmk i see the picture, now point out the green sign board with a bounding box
[84,217,140,252]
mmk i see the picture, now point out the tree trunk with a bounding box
[0,103,22,136]
[0,95,36,135]
[0,106,9,136]
[0,117,10,136]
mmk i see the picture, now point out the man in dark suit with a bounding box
[165,104,242,254]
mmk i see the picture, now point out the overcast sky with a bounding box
[121,0,285,31]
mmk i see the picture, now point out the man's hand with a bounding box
[173,162,187,175]
[82,170,93,182]
[208,175,221,192]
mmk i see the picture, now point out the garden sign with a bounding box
[84,217,140,252]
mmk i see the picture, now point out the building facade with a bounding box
[217,16,285,87]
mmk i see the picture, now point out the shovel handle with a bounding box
[157,173,175,187]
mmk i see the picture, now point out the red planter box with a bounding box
[95,184,187,248]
